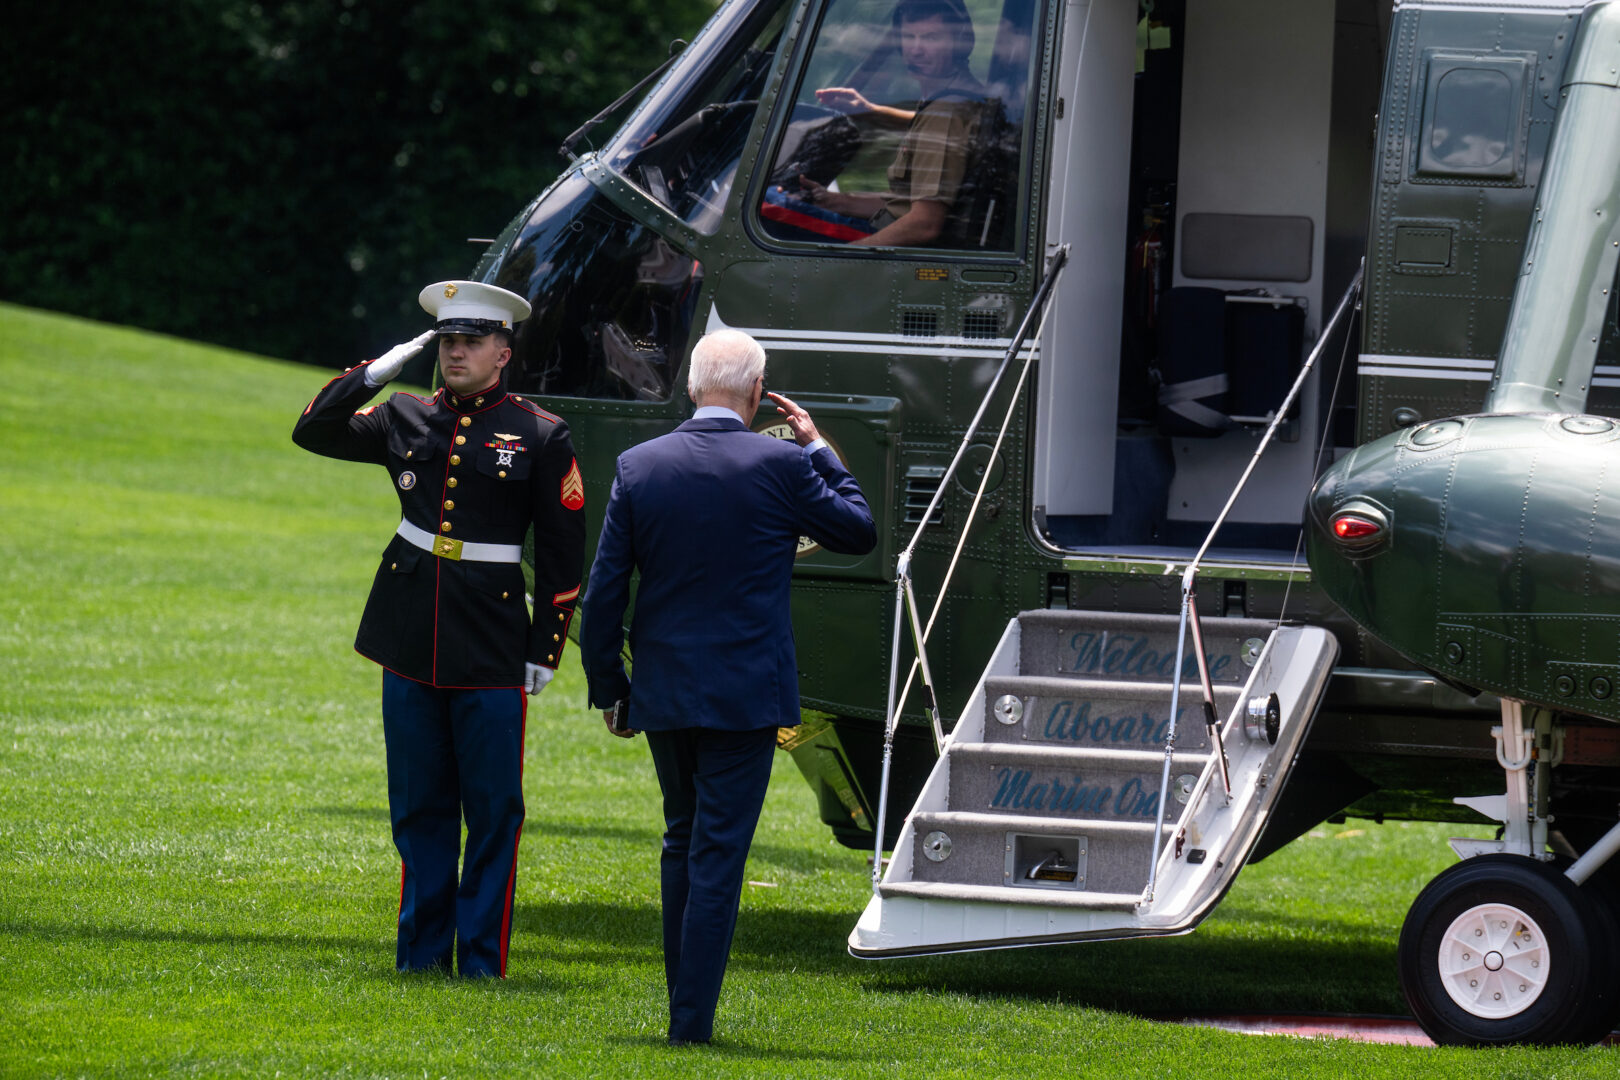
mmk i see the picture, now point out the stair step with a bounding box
[911,811,1172,837]
[1016,610,1277,686]
[946,744,1209,823]
[980,675,1240,751]
[906,810,1170,895]
[878,880,1142,911]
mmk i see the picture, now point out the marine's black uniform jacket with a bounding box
[294,361,585,688]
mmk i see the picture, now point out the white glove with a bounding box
[525,663,554,696]
[363,330,436,388]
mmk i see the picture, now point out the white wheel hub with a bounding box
[1436,902,1550,1019]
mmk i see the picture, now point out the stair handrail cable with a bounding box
[871,245,1070,892]
[1143,262,1364,905]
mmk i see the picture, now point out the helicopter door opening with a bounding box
[1033,0,1381,559]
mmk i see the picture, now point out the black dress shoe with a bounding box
[667,1037,710,1047]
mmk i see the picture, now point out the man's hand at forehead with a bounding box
[766,392,821,447]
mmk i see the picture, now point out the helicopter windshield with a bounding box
[604,0,793,234]
[493,173,703,402]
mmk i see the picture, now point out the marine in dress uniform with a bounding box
[579,330,875,1044]
[293,281,585,977]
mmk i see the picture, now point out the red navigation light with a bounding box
[1333,514,1381,540]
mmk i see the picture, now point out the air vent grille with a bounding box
[959,310,997,340]
[963,311,1001,339]
[903,465,947,526]
[901,310,940,338]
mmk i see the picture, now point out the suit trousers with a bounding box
[381,670,527,977]
[644,725,778,1043]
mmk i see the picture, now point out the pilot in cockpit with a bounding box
[768,0,995,248]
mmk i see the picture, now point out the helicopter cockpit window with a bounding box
[603,0,792,234]
[757,0,1038,251]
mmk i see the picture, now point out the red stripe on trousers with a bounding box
[498,689,529,977]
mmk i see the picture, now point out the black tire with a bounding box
[1557,851,1620,1043]
[1398,854,1608,1046]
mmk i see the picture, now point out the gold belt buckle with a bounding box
[433,536,464,561]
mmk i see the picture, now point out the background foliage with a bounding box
[2,0,711,370]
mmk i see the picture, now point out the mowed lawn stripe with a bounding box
[0,302,1612,1076]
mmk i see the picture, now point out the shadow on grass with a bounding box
[0,915,378,957]
[521,817,869,875]
[604,1034,866,1062]
[512,899,1406,1016]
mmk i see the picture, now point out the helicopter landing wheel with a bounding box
[1398,854,1611,1046]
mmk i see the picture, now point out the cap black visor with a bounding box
[435,318,511,336]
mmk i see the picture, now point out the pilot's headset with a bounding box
[891,0,978,68]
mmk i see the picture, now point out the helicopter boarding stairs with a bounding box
[848,609,1338,956]
[848,257,1359,958]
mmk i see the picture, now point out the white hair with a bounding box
[687,330,766,399]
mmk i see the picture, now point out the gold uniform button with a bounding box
[557,613,565,621]
[391,563,398,570]
[499,470,507,479]
[447,477,458,488]
[460,416,472,428]
[440,522,452,533]
[405,450,413,459]
[444,499,455,510]
[552,634,561,642]
[455,435,466,446]
[546,654,554,662]
[450,454,461,465]
[502,591,509,600]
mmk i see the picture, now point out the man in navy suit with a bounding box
[580,329,875,1046]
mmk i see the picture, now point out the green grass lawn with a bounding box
[0,301,1613,1077]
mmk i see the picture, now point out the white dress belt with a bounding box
[396,518,523,563]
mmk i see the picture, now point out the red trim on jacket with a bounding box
[509,397,564,424]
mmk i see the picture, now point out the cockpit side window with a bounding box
[603,0,793,235]
[756,0,1039,252]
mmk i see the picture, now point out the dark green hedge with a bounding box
[3,0,712,369]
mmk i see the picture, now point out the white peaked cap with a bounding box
[418,280,532,334]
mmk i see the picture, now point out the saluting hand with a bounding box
[364,329,436,387]
[767,392,821,447]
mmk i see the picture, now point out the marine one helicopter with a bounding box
[463,0,1620,1045]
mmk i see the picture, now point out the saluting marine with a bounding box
[293,280,585,978]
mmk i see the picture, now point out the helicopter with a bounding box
[465,0,1620,1046]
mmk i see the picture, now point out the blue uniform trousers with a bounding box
[381,670,527,977]
[644,725,778,1043]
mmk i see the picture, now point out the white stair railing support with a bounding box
[869,245,1070,893]
[1143,263,1364,905]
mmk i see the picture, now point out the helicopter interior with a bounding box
[1033,0,1388,562]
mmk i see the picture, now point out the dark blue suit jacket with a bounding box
[580,416,876,731]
